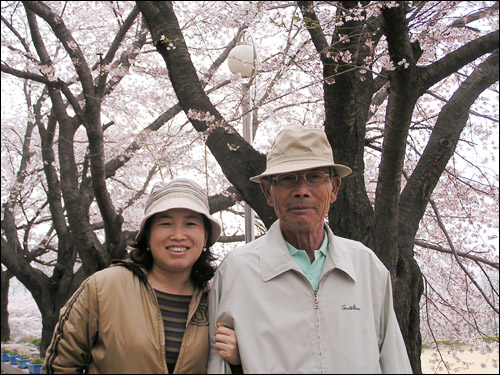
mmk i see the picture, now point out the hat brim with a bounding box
[135,198,221,247]
[250,160,352,182]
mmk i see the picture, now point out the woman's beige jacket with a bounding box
[43,260,209,374]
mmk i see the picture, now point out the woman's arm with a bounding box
[214,321,243,374]
[214,321,241,365]
[42,276,97,373]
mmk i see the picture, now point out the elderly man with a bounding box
[208,125,412,374]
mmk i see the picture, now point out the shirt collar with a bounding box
[260,221,357,282]
[286,231,329,259]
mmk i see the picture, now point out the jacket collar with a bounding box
[111,259,148,282]
[323,228,357,282]
[111,258,210,294]
[260,220,357,282]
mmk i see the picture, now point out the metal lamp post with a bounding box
[227,30,259,243]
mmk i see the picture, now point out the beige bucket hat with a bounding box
[135,178,222,247]
[250,125,352,182]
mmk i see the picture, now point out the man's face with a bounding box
[260,167,341,235]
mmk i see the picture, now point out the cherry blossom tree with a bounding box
[137,2,498,372]
[1,1,498,372]
[1,0,242,354]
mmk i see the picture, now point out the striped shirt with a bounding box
[154,289,192,373]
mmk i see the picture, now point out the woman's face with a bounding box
[148,208,208,276]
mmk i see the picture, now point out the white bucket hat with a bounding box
[250,125,352,182]
[135,178,222,247]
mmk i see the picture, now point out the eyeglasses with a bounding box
[271,171,332,188]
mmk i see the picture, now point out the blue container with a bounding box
[9,354,20,365]
[18,357,30,369]
[1,352,10,362]
[28,362,43,374]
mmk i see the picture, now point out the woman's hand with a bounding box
[214,321,241,365]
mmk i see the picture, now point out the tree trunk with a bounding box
[136,1,277,228]
[1,269,12,342]
[39,311,59,358]
[395,231,424,373]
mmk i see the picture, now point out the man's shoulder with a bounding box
[222,236,263,260]
[334,235,373,254]
[218,234,269,270]
[331,234,387,270]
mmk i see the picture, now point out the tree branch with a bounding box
[0,237,50,304]
[297,1,329,61]
[422,276,451,373]
[429,199,499,314]
[420,31,499,93]
[22,1,96,105]
[99,7,147,97]
[414,239,499,269]
[425,89,499,123]
[450,2,500,28]
[399,50,499,257]
[137,1,275,228]
[96,5,141,95]
[1,63,59,86]
[23,3,123,251]
[104,23,243,179]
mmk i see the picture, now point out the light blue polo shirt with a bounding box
[286,231,328,291]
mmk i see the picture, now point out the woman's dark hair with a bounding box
[129,215,218,289]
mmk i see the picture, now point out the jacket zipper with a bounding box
[144,279,169,373]
[313,290,319,309]
[292,269,324,372]
[315,268,337,307]
[291,269,320,309]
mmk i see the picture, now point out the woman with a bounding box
[43,178,240,373]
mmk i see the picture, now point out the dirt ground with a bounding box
[421,347,499,374]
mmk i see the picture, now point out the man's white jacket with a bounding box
[208,220,412,374]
